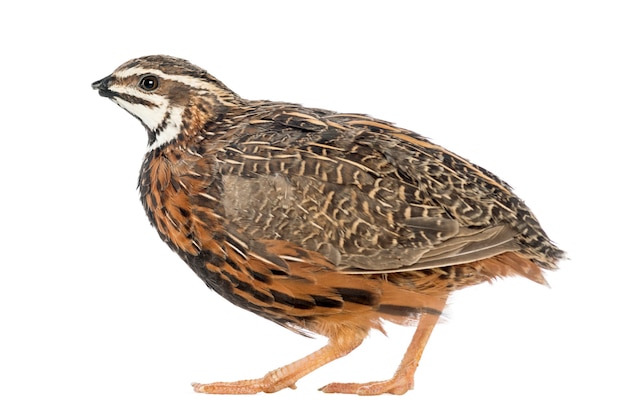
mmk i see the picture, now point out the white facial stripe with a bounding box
[147,106,185,152]
[109,83,167,104]
[110,84,170,131]
[113,97,166,131]
[114,66,215,91]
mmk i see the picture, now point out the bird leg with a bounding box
[320,295,448,395]
[192,331,366,394]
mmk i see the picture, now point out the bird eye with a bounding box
[139,75,159,91]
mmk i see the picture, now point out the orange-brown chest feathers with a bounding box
[139,144,222,258]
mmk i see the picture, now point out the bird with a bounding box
[92,55,565,395]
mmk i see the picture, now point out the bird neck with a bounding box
[145,93,240,153]
[146,105,185,152]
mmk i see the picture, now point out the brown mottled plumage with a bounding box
[92,55,564,395]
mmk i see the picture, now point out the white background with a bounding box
[1,1,624,414]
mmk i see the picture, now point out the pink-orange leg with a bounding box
[320,295,448,395]
[192,332,365,394]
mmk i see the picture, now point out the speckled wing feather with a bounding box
[215,104,545,275]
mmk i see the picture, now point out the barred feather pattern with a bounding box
[135,97,563,335]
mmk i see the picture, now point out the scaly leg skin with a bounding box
[320,296,447,396]
[192,332,365,394]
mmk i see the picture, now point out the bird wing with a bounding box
[215,105,520,274]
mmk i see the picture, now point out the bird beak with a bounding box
[92,76,114,97]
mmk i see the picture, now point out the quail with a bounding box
[92,55,565,395]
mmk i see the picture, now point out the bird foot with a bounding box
[320,376,414,395]
[192,374,297,394]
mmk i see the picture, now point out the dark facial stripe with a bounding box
[114,92,158,108]
[93,75,157,108]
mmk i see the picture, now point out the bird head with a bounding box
[92,55,241,151]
